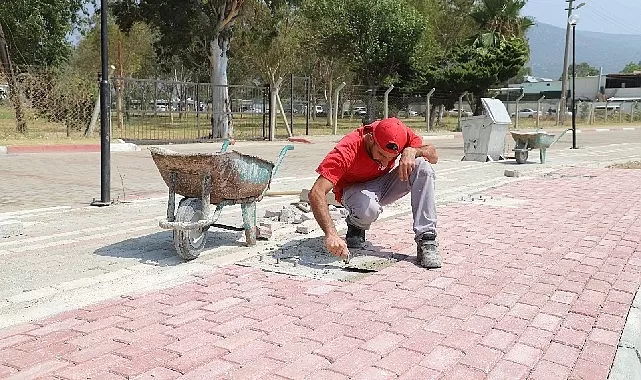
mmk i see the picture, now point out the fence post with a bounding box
[515,92,524,130]
[383,85,394,119]
[425,88,435,132]
[333,82,346,135]
[457,91,468,131]
[536,95,545,129]
[605,101,609,121]
[619,102,623,123]
[290,73,294,134]
[304,77,310,134]
[633,101,638,123]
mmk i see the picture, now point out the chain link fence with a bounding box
[3,68,641,144]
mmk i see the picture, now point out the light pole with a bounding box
[560,1,586,126]
[569,15,578,149]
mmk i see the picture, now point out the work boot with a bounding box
[346,223,366,249]
[417,234,441,269]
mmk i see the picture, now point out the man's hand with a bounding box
[398,147,417,181]
[325,233,349,258]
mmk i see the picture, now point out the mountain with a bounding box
[526,22,641,79]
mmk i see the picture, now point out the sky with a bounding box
[521,0,641,35]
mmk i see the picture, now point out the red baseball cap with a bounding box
[372,117,408,154]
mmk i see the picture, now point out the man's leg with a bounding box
[379,158,441,268]
[341,179,385,248]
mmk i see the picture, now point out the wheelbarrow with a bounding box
[510,128,571,164]
[150,141,294,260]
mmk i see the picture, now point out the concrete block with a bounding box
[504,169,521,177]
[279,207,296,223]
[264,209,282,218]
[296,220,318,234]
[257,224,272,240]
[295,202,311,213]
[0,219,23,238]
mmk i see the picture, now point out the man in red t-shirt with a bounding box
[309,117,441,268]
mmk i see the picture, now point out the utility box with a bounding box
[461,98,512,162]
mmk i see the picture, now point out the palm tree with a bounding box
[470,0,533,38]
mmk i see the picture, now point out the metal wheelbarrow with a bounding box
[150,141,294,260]
[510,128,570,164]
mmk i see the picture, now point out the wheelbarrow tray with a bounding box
[149,147,274,205]
[510,130,557,150]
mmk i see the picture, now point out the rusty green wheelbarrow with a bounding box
[510,129,571,164]
[150,141,294,260]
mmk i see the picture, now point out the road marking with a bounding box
[0,206,71,219]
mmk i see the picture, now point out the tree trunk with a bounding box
[0,23,27,133]
[325,74,333,127]
[209,36,232,139]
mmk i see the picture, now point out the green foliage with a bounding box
[70,16,158,79]
[303,0,425,87]
[621,61,641,74]
[231,0,304,84]
[470,0,533,37]
[112,0,245,80]
[420,35,529,107]
[569,62,600,78]
[0,0,87,67]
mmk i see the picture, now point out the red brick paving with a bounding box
[0,167,640,379]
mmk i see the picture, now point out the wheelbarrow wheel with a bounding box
[173,198,208,260]
[515,150,528,164]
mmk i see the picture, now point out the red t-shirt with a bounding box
[316,122,422,203]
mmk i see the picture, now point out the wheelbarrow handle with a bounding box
[272,144,295,178]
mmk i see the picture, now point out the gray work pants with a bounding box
[341,157,437,242]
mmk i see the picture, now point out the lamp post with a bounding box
[569,14,578,149]
[560,1,586,126]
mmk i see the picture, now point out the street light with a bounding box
[560,1,586,126]
[569,14,579,149]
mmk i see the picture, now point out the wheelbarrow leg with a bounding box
[167,171,178,222]
[241,201,257,246]
[540,147,547,164]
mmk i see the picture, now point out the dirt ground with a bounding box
[608,161,641,169]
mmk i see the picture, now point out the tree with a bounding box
[0,0,87,133]
[231,0,304,134]
[304,0,424,123]
[414,0,531,118]
[567,62,599,78]
[113,0,246,139]
[470,0,532,37]
[621,61,641,74]
[0,0,87,67]
[421,34,528,113]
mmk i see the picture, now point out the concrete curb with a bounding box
[0,142,140,155]
[609,288,641,380]
[287,136,313,144]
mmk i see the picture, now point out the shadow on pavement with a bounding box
[93,229,242,265]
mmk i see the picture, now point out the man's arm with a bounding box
[414,143,438,164]
[309,175,349,258]
[397,143,439,181]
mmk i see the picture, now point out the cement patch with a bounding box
[237,235,402,282]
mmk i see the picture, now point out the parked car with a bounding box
[353,106,367,116]
[511,108,538,118]
[447,108,473,117]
